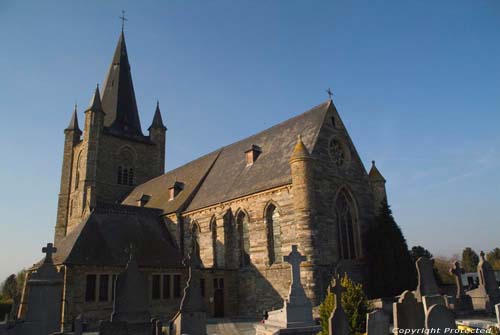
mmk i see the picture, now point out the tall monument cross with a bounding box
[42,242,57,263]
[284,245,306,288]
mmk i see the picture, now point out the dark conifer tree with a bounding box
[366,199,416,298]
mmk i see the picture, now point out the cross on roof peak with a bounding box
[119,10,128,32]
[326,88,333,100]
[42,242,57,263]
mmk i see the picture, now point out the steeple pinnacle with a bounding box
[290,135,311,162]
[86,84,103,113]
[101,31,143,136]
[65,103,81,132]
[148,101,167,131]
[368,160,385,182]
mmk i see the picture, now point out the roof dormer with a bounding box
[168,181,184,201]
[245,145,262,166]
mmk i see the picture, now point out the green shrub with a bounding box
[318,273,371,335]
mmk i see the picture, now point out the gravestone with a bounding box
[425,304,456,331]
[366,310,389,335]
[10,243,64,335]
[415,257,439,301]
[449,261,473,313]
[256,245,319,335]
[171,243,206,335]
[393,290,425,331]
[154,320,162,335]
[422,295,447,313]
[111,247,150,324]
[100,245,153,335]
[328,266,349,335]
[495,303,500,327]
[466,251,500,313]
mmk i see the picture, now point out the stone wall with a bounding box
[57,123,164,242]
[178,186,315,316]
[61,265,186,332]
[310,104,376,298]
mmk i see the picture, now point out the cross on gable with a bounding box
[326,88,333,99]
[119,10,128,32]
[42,243,57,263]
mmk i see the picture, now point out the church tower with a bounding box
[54,31,167,244]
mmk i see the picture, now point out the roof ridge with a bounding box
[157,100,329,179]
[217,100,331,151]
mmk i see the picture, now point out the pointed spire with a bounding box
[86,84,103,113]
[368,160,386,182]
[148,100,167,131]
[101,31,143,136]
[290,135,311,162]
[65,103,81,132]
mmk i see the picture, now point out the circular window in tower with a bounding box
[329,139,349,167]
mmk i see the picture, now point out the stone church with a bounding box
[20,30,387,331]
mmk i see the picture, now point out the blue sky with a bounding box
[0,1,499,280]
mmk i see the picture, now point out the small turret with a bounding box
[86,84,104,114]
[65,104,82,134]
[369,160,387,213]
[289,135,315,257]
[148,101,167,131]
[55,104,83,245]
[148,101,166,175]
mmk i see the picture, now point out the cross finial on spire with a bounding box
[326,88,333,100]
[119,10,128,32]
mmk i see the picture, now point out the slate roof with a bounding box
[51,203,183,268]
[101,31,144,138]
[122,150,221,213]
[123,100,332,214]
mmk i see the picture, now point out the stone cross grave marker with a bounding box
[42,243,57,263]
[366,309,389,335]
[284,245,307,300]
[328,265,349,335]
[450,261,465,297]
[425,304,456,331]
[393,290,425,331]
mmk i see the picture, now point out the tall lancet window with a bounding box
[210,217,218,268]
[335,190,358,260]
[191,223,201,259]
[237,211,250,267]
[265,203,282,265]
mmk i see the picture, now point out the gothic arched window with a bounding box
[116,147,136,186]
[266,203,282,265]
[210,217,218,268]
[237,211,250,267]
[335,190,358,260]
[191,223,200,259]
[223,210,237,269]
